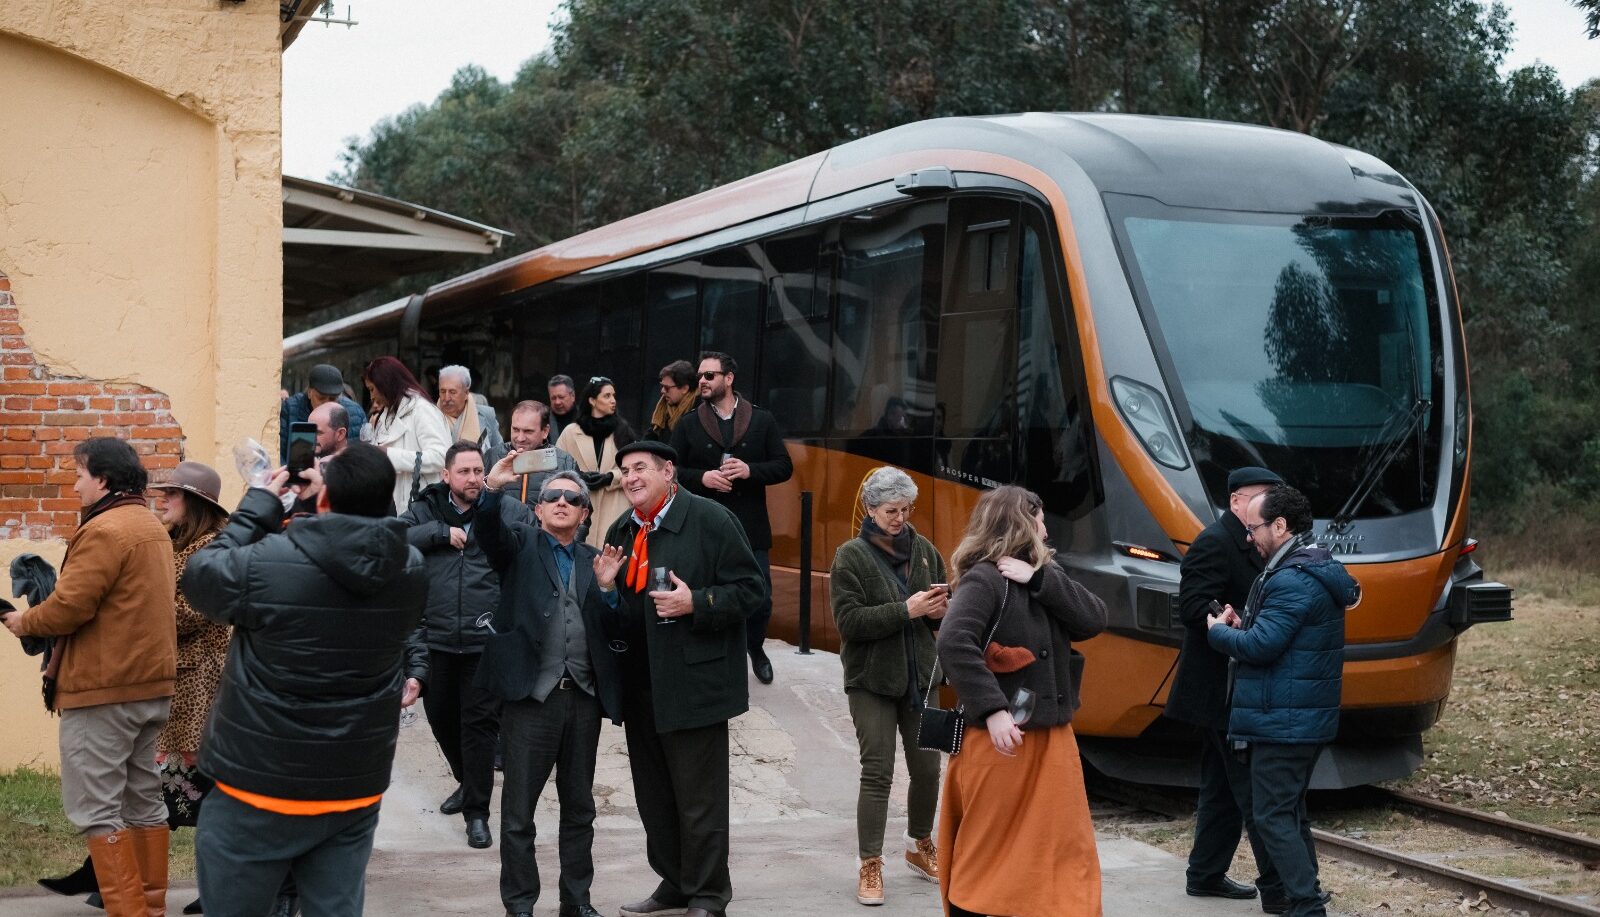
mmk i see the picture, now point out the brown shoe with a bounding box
[128,825,170,916]
[904,833,938,882]
[87,830,147,917]
[857,856,885,906]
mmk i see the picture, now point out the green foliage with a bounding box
[334,0,1600,518]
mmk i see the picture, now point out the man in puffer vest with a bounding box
[1207,485,1358,917]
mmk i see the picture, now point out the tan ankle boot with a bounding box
[127,825,170,916]
[857,855,885,906]
[87,830,147,917]
[904,832,938,882]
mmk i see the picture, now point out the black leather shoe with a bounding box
[1187,876,1259,899]
[558,904,604,917]
[751,649,774,685]
[618,897,688,916]
[466,816,493,848]
[182,898,204,914]
[440,786,465,815]
[507,912,533,917]
[269,895,300,917]
[1261,889,1331,914]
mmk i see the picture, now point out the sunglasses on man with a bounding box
[700,370,728,381]
[538,488,589,507]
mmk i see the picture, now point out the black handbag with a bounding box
[916,581,1008,755]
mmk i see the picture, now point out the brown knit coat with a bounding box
[158,529,231,755]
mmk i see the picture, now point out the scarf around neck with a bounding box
[860,517,914,587]
[81,491,148,527]
[625,483,678,592]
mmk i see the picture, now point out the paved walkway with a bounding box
[3,643,1266,916]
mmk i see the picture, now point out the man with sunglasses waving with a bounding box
[477,456,628,917]
[669,351,793,686]
[400,441,535,851]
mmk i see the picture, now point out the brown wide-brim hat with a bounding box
[149,461,228,514]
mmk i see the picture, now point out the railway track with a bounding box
[1087,777,1600,917]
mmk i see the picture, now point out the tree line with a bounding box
[335,0,1600,523]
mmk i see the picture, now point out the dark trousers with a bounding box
[1250,743,1325,917]
[1188,728,1279,893]
[423,649,500,819]
[195,790,379,917]
[623,691,732,912]
[746,549,772,656]
[499,687,603,912]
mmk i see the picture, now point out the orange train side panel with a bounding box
[1343,551,1459,644]
[1342,642,1457,708]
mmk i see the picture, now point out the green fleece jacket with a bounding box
[830,528,946,700]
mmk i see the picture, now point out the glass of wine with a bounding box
[653,566,677,624]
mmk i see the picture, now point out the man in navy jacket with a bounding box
[1207,485,1357,917]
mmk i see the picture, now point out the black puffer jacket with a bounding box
[399,483,533,653]
[183,488,429,801]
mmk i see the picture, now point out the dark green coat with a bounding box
[604,488,765,733]
[830,528,946,700]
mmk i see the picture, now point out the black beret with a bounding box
[615,440,678,464]
[1226,466,1283,492]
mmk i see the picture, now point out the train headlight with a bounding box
[1454,392,1468,468]
[1111,376,1190,471]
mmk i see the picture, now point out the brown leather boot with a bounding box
[87,830,147,917]
[904,832,938,882]
[127,825,170,916]
[857,856,885,906]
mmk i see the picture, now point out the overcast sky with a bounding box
[282,0,1600,183]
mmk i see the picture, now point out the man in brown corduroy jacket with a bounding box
[3,437,176,917]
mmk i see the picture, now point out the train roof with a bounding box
[285,113,1421,358]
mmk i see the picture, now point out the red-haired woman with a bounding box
[362,356,451,513]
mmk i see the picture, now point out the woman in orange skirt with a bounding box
[935,486,1108,916]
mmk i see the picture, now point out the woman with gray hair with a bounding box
[830,466,949,906]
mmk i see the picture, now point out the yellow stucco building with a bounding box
[0,0,314,769]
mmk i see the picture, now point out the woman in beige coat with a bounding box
[554,376,635,548]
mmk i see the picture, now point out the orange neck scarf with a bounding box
[625,484,677,592]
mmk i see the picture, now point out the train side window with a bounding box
[937,197,1019,485]
[555,285,599,390]
[829,201,945,447]
[596,275,644,415]
[643,266,701,416]
[1018,210,1099,519]
[699,246,764,384]
[758,231,829,436]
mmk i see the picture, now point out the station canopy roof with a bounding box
[282,175,511,317]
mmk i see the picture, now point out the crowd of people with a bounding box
[0,345,1356,917]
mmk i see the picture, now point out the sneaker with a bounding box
[904,833,938,882]
[857,856,885,906]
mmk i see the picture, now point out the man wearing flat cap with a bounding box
[279,363,367,464]
[598,440,765,917]
[1169,466,1285,906]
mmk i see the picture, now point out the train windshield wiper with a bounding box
[1329,398,1430,533]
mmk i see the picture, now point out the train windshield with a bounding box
[1114,202,1445,518]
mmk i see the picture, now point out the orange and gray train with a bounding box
[285,113,1512,787]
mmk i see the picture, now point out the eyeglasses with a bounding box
[876,504,915,517]
[699,370,727,381]
[538,488,590,507]
[1243,520,1273,540]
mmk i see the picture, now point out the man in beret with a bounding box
[1168,467,1284,905]
[599,440,766,917]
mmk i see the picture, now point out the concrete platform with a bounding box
[2,642,1261,916]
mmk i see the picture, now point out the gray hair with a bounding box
[439,365,472,389]
[861,466,917,509]
[541,470,586,492]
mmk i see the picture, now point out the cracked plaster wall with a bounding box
[0,1,285,770]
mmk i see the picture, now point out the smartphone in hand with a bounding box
[512,448,559,475]
[287,422,317,486]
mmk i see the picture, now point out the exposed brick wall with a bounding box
[0,272,183,541]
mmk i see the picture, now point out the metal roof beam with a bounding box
[282,228,498,254]
[283,186,504,245]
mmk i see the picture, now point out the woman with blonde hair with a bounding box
[830,466,948,906]
[935,485,1108,917]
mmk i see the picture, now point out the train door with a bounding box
[933,196,1021,552]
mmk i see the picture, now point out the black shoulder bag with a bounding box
[916,581,1008,756]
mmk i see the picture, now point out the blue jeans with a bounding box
[196,790,380,917]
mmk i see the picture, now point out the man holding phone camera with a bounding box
[1169,466,1284,906]
[490,400,580,510]
[400,441,533,850]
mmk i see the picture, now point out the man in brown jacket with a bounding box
[2,437,177,917]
